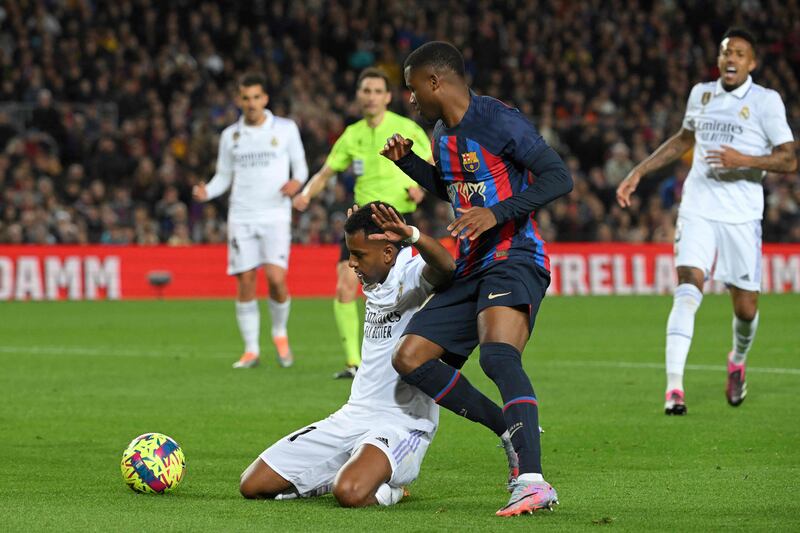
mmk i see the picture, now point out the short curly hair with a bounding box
[344,201,404,248]
[403,41,465,77]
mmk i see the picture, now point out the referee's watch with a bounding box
[402,226,420,245]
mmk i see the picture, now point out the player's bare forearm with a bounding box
[744,143,798,173]
[417,233,456,289]
[303,166,335,197]
[634,128,695,177]
[294,165,334,210]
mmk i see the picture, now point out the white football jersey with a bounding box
[344,246,439,433]
[206,111,309,223]
[680,76,794,223]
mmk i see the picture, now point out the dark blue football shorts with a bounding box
[403,258,551,358]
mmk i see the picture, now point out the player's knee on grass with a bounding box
[239,459,290,499]
[239,472,271,499]
[332,476,376,508]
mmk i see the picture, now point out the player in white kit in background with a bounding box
[193,74,309,369]
[238,202,456,507]
[616,28,797,414]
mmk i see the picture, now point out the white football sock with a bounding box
[517,473,544,483]
[731,312,759,365]
[665,283,703,392]
[374,483,404,506]
[235,300,260,355]
[268,297,291,338]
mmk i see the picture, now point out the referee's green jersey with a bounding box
[325,111,432,214]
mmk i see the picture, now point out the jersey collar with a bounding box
[238,110,274,131]
[714,75,752,99]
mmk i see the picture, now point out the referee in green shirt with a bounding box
[293,67,432,379]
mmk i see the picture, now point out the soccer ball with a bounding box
[120,432,186,494]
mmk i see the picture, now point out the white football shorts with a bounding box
[227,221,291,275]
[674,213,762,291]
[260,406,434,494]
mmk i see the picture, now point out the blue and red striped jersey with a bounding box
[432,94,551,277]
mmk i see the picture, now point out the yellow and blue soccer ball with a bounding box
[120,433,185,494]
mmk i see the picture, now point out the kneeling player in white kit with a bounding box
[616,28,797,414]
[193,74,308,369]
[239,202,456,506]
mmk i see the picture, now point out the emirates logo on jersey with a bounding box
[739,106,750,120]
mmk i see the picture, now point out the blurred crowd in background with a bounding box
[1,0,799,246]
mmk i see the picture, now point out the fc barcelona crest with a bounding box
[701,92,711,105]
[461,151,480,172]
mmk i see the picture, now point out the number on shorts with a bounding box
[288,426,317,442]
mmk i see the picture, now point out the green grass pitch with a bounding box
[1,295,799,531]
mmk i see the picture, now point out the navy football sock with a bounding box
[402,358,507,436]
[479,342,543,475]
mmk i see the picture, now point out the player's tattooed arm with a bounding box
[706,142,798,173]
[617,128,695,208]
[368,203,455,288]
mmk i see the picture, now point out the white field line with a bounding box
[1,345,799,376]
[538,359,800,376]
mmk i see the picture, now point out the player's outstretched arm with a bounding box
[293,165,336,211]
[382,134,449,201]
[617,128,695,208]
[368,203,455,288]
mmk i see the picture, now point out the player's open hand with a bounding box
[346,204,359,218]
[192,183,208,202]
[448,207,497,241]
[280,179,303,197]
[615,170,641,208]
[368,203,412,243]
[706,145,749,169]
[380,134,413,161]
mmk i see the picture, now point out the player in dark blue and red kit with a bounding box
[380,42,572,516]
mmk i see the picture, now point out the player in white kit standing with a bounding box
[616,28,797,414]
[238,202,456,506]
[193,74,309,369]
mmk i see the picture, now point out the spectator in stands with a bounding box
[0,0,797,245]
